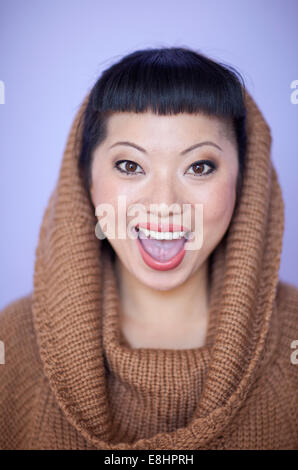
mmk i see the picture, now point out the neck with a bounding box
[114,256,210,348]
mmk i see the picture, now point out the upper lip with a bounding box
[135,222,190,233]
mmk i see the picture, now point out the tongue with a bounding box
[139,235,186,262]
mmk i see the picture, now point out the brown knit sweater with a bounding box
[0,90,298,450]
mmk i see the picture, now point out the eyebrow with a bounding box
[109,140,223,154]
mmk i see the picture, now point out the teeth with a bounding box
[137,227,187,240]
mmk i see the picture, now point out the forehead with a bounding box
[104,111,233,143]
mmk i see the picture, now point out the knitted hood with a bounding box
[32,89,284,450]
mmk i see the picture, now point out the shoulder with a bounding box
[276,279,298,347]
[0,293,44,449]
[0,293,43,369]
[276,278,298,308]
[237,280,298,448]
[0,292,33,332]
[270,279,298,442]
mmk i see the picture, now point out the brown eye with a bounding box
[186,160,216,177]
[125,161,137,172]
[114,160,144,176]
[192,163,204,174]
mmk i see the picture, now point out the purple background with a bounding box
[1,0,298,310]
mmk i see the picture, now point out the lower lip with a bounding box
[135,234,187,271]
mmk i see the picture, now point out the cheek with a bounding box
[208,185,234,219]
[198,178,237,239]
[91,178,119,206]
[91,175,118,239]
[91,176,138,241]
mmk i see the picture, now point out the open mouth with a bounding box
[133,225,190,271]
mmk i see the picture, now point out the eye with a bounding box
[185,160,216,177]
[114,159,144,176]
[114,159,216,177]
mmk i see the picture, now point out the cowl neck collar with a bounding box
[32,90,284,449]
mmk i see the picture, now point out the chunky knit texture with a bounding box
[0,89,298,450]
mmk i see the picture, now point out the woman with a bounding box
[0,47,297,450]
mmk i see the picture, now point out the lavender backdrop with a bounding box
[1,0,297,310]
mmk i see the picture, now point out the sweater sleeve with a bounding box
[0,294,44,450]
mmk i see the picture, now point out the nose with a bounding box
[138,172,183,220]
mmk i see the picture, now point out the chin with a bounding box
[128,248,203,291]
[131,266,191,291]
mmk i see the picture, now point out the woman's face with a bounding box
[90,111,239,291]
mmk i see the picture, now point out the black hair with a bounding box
[77,47,247,211]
